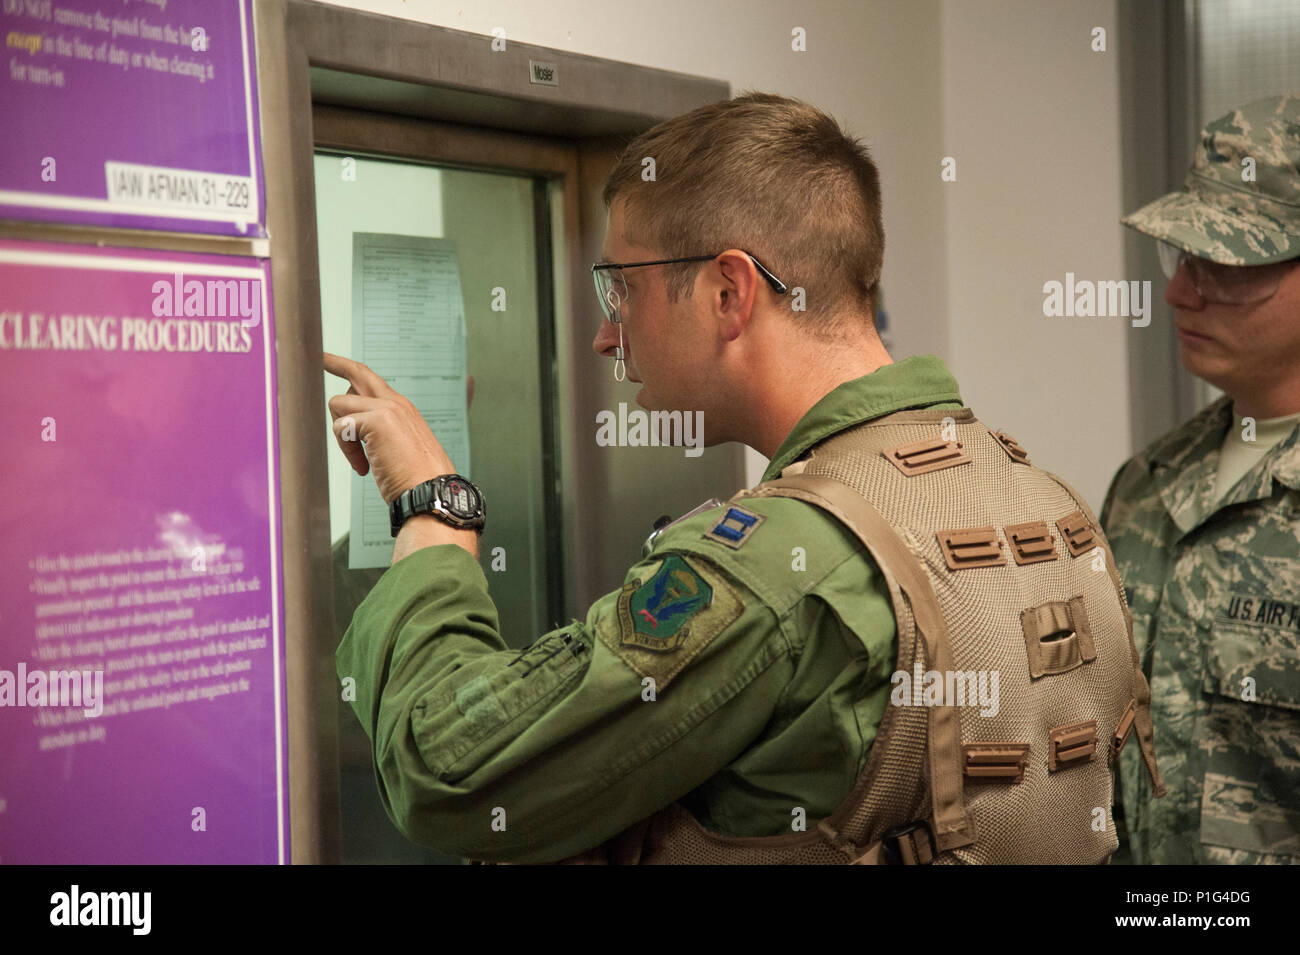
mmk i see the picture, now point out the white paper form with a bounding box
[349,233,471,569]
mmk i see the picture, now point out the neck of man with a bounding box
[1227,377,1300,420]
[740,315,894,460]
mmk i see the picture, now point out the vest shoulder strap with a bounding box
[740,470,977,852]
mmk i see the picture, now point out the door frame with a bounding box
[253,0,732,863]
[312,104,578,649]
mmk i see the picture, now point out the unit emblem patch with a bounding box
[603,553,744,691]
[619,554,712,652]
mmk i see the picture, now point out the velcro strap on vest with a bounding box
[992,429,1030,463]
[1130,666,1167,796]
[1111,699,1137,766]
[963,742,1030,782]
[748,473,976,853]
[1057,510,1097,557]
[937,526,1006,570]
[1005,520,1058,565]
[1048,720,1098,771]
[882,437,971,476]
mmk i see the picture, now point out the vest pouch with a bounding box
[1021,596,1097,679]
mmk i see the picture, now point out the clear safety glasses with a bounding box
[1157,241,1298,305]
[592,251,787,382]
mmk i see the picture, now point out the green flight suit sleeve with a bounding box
[335,540,797,863]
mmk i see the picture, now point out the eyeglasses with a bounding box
[1157,241,1298,305]
[591,251,787,383]
[591,251,788,325]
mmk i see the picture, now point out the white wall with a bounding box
[316,0,1130,508]
[940,0,1129,508]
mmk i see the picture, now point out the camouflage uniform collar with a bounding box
[1216,418,1300,509]
[1221,409,1300,501]
[761,355,963,484]
[1146,395,1300,533]
[1146,397,1231,534]
[1271,427,1300,489]
[1146,395,1233,471]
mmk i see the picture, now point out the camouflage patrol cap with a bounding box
[1122,93,1300,265]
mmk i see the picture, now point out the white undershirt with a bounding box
[1215,408,1300,503]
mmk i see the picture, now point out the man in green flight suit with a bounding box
[1103,93,1300,864]
[327,92,1154,864]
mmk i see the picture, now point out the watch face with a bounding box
[441,477,480,519]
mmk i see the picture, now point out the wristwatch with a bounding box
[389,473,486,537]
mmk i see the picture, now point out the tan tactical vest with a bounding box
[533,408,1166,865]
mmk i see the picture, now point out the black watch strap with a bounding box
[390,480,431,537]
[389,474,486,537]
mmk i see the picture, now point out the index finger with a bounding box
[323,352,396,398]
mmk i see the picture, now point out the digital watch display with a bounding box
[389,473,486,537]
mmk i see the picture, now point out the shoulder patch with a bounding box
[620,554,712,651]
[702,504,766,550]
[605,554,743,691]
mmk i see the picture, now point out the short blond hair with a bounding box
[602,91,884,334]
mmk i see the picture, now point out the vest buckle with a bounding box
[880,821,937,865]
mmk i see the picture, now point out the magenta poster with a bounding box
[0,0,264,237]
[0,239,287,863]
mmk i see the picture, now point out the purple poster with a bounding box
[0,239,287,863]
[0,0,264,237]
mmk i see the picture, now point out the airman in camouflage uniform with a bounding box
[1103,93,1300,864]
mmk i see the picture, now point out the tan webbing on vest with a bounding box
[746,472,976,852]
